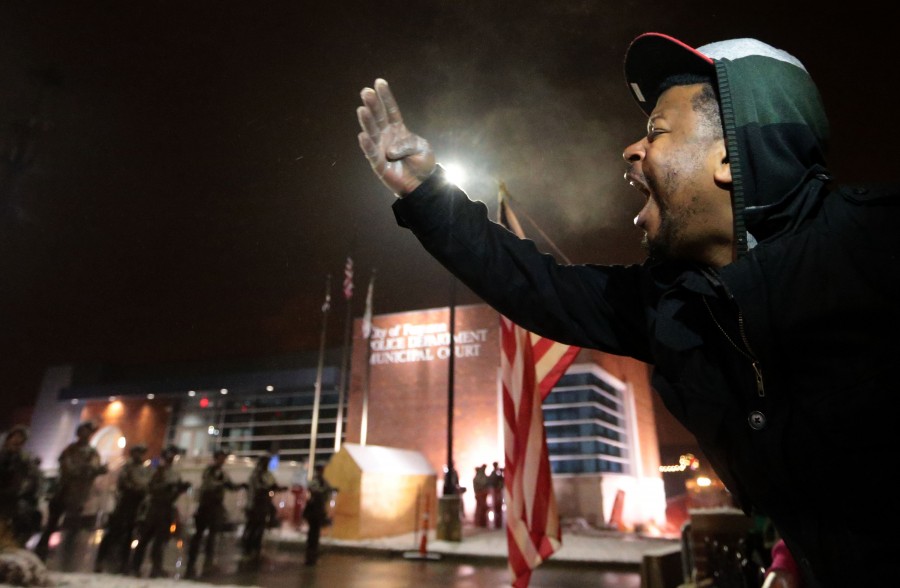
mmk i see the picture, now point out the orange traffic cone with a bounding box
[404,486,441,561]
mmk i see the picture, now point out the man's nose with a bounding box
[622,138,645,163]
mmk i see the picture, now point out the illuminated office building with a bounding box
[27,303,667,530]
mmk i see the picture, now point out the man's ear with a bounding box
[713,139,732,184]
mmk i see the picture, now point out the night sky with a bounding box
[0,1,895,428]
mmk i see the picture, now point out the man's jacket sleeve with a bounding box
[391,166,654,362]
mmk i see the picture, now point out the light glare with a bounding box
[443,163,467,188]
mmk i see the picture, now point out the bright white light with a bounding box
[220,388,228,395]
[108,396,117,402]
[266,385,274,392]
[696,476,712,487]
[147,393,155,399]
[70,399,78,405]
[443,163,467,188]
[117,436,126,449]
[188,390,196,397]
[208,425,216,434]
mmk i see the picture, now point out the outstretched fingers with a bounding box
[360,84,389,133]
[357,130,386,179]
[374,79,403,127]
[357,104,380,145]
[357,78,434,195]
[357,80,406,179]
[357,92,387,178]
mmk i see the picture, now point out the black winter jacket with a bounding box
[392,42,900,588]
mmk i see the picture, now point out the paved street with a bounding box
[34,525,650,588]
[212,548,641,588]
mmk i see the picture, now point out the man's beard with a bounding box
[641,233,673,262]
[640,205,677,262]
[639,174,674,261]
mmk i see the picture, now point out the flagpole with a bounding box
[446,274,456,482]
[360,269,376,446]
[498,180,572,264]
[497,180,580,585]
[361,338,371,446]
[334,298,351,452]
[436,271,463,543]
[335,258,354,452]
[308,273,331,481]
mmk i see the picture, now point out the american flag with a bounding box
[343,256,354,300]
[498,184,580,588]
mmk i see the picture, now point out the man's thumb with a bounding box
[386,135,431,162]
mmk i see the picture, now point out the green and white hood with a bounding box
[624,33,831,257]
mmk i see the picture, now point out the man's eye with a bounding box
[647,129,664,141]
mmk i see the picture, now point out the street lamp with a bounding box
[442,163,468,188]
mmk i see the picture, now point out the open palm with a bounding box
[357,79,435,196]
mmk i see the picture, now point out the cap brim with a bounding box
[624,33,714,115]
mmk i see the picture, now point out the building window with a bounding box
[173,373,344,463]
[544,364,630,476]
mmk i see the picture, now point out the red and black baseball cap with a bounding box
[624,33,809,116]
[624,33,715,115]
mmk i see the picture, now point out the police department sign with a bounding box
[368,322,488,364]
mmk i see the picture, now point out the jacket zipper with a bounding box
[703,296,765,397]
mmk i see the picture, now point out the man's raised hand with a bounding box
[357,79,435,197]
